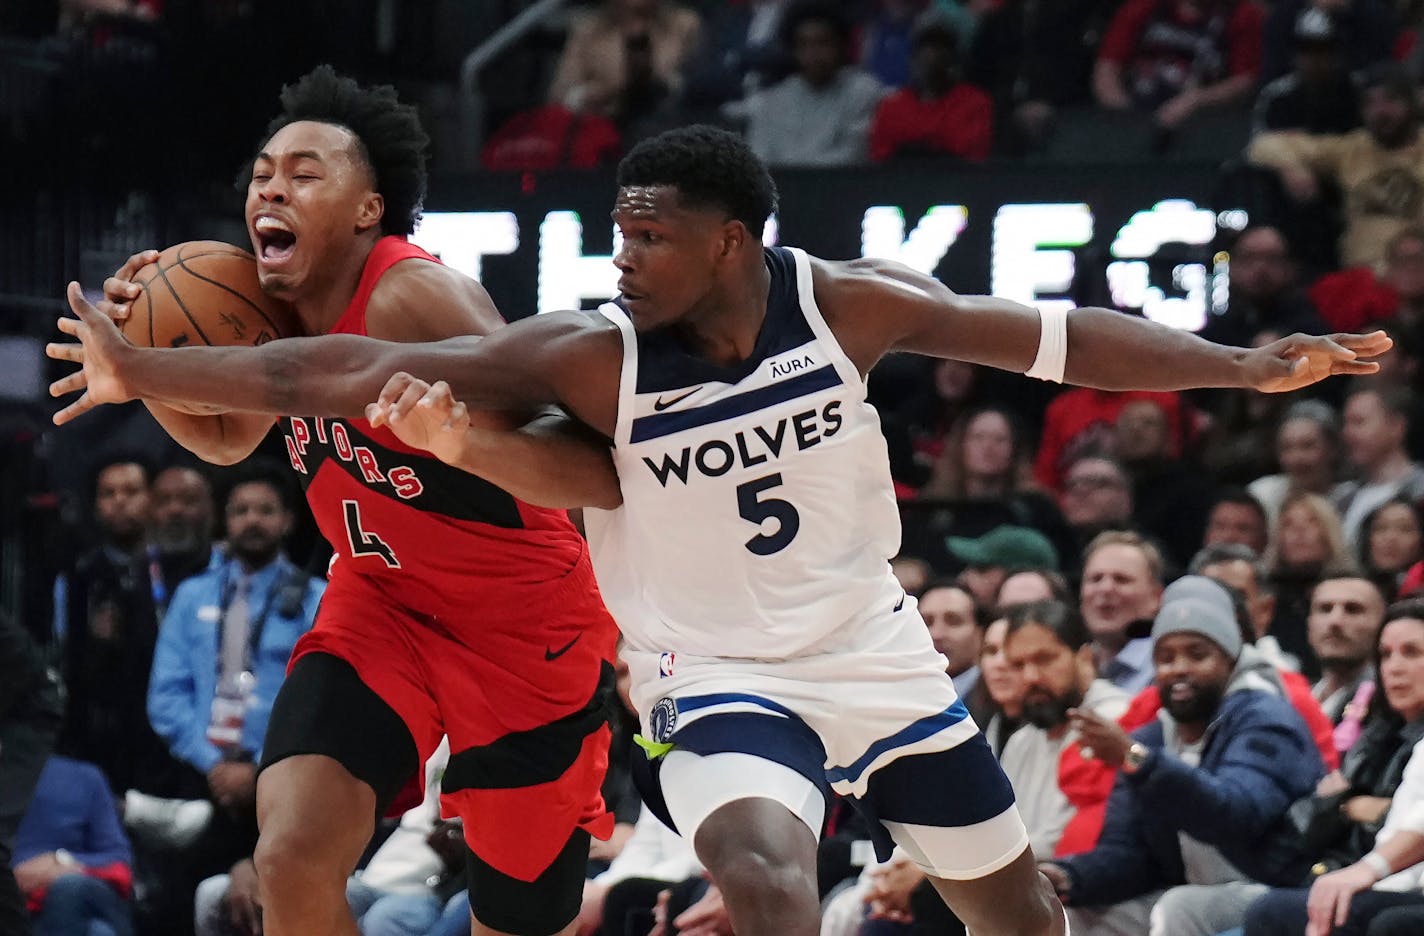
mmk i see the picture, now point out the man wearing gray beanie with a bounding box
[1040,575,1325,936]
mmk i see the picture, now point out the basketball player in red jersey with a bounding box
[92,68,622,936]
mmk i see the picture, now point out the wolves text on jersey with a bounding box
[641,400,843,487]
[284,417,425,499]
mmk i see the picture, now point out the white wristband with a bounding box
[1024,304,1068,383]
[1361,851,1391,881]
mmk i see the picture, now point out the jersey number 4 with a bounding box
[342,500,401,568]
[737,474,800,555]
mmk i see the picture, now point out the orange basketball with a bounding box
[123,241,297,348]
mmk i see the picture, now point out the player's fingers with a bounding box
[45,342,83,363]
[672,907,710,929]
[55,316,81,338]
[1306,885,1337,932]
[52,392,95,426]
[365,402,387,427]
[388,380,431,422]
[1331,361,1381,376]
[1332,330,1393,355]
[95,297,132,324]
[418,382,454,412]
[1305,900,1326,936]
[376,372,415,408]
[49,371,88,398]
[1335,890,1354,927]
[66,282,108,326]
[116,248,160,281]
[102,274,142,306]
[442,401,468,432]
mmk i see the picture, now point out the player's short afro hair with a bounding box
[254,65,430,237]
[616,125,778,236]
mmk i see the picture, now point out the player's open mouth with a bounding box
[254,216,298,265]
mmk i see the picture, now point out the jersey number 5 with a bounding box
[342,500,401,568]
[737,474,800,555]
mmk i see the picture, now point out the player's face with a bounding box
[225,481,291,567]
[612,186,730,332]
[246,120,383,299]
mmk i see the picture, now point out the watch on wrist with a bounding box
[1122,742,1151,775]
[53,849,79,869]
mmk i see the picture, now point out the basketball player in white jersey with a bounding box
[50,126,1390,936]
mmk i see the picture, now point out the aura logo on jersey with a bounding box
[640,400,843,488]
[768,354,815,379]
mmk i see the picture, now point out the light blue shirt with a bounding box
[147,555,323,772]
[1102,637,1155,695]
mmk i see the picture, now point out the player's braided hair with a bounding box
[255,65,429,236]
[616,125,778,237]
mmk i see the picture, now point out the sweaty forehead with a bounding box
[612,185,706,221]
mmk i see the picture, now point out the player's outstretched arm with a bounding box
[366,376,621,509]
[816,258,1390,393]
[48,283,613,426]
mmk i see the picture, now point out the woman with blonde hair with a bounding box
[1269,491,1359,677]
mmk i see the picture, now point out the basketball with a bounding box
[122,241,297,348]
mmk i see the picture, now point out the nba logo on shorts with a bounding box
[659,651,676,677]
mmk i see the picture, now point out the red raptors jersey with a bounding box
[282,236,588,617]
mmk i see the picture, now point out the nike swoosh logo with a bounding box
[893,592,906,613]
[545,635,581,662]
[653,387,703,411]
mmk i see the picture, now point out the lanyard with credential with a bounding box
[147,545,169,613]
[215,560,285,677]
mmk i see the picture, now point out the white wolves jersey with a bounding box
[584,246,905,660]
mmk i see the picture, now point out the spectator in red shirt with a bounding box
[868,13,994,163]
[1094,0,1265,133]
